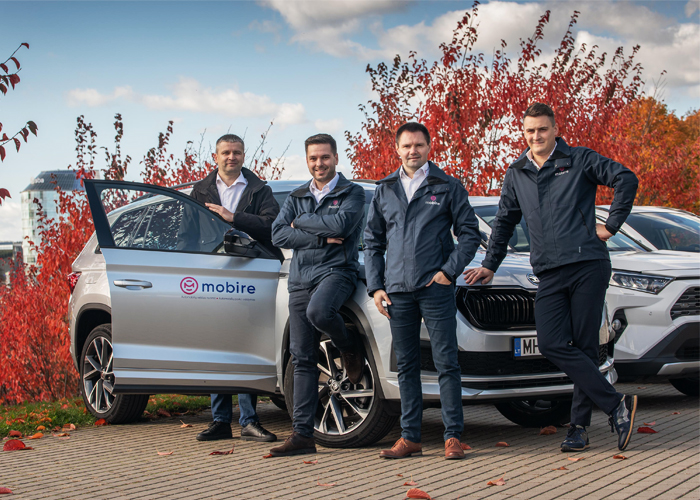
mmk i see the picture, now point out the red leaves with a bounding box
[637,427,657,434]
[8,74,19,89]
[671,412,681,415]
[21,43,29,49]
[3,440,32,451]
[179,421,192,428]
[262,453,273,459]
[316,480,336,487]
[302,459,318,465]
[157,408,171,418]
[403,480,418,486]
[9,57,19,70]
[495,441,509,447]
[13,137,20,152]
[36,426,45,431]
[567,457,585,462]
[613,455,628,460]
[0,64,7,73]
[539,426,557,435]
[0,487,12,494]
[642,421,656,426]
[26,433,43,440]
[487,477,506,486]
[0,147,5,162]
[62,424,76,431]
[95,419,108,426]
[7,430,21,438]
[53,433,69,438]
[404,488,432,499]
[156,451,173,456]
[552,466,568,470]
[27,121,38,136]
[209,445,234,455]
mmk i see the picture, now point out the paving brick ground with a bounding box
[1,383,698,499]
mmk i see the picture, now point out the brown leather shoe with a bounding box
[269,431,316,457]
[379,437,422,459]
[445,437,465,460]
[342,349,364,385]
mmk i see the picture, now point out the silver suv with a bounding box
[68,179,615,447]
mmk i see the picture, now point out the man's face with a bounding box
[523,115,558,158]
[306,143,338,186]
[214,141,245,178]
[396,130,430,170]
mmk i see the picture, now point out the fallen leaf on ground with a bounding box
[94,419,108,426]
[173,412,183,416]
[404,488,432,499]
[3,440,32,451]
[637,427,657,434]
[316,480,336,487]
[157,451,173,456]
[613,455,628,460]
[209,446,234,455]
[539,426,557,435]
[637,386,646,389]
[303,459,318,464]
[58,437,71,440]
[671,412,680,415]
[27,433,43,440]
[0,487,12,494]
[53,433,69,437]
[396,474,403,477]
[552,466,568,470]
[642,421,656,426]
[487,477,506,486]
[143,411,153,417]
[7,431,21,438]
[567,457,585,462]
[157,409,171,418]
[36,426,45,431]
[52,426,61,432]
[62,424,76,431]
[495,441,509,447]
[179,421,192,428]
[460,442,471,450]
[262,453,273,458]
[403,480,418,486]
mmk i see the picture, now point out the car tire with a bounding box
[80,324,149,424]
[495,399,572,427]
[283,333,398,448]
[670,377,700,397]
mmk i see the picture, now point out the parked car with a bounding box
[68,180,615,447]
[472,197,700,397]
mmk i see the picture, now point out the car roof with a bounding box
[596,205,698,217]
[467,196,500,206]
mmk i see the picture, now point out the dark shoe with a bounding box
[342,349,364,385]
[445,437,465,460]
[609,394,638,451]
[196,421,232,441]
[379,437,422,459]
[561,425,589,452]
[241,421,277,442]
[269,431,316,457]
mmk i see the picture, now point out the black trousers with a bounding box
[535,259,621,426]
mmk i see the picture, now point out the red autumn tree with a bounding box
[0,42,38,205]
[346,3,645,196]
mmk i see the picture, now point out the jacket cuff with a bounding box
[605,222,618,235]
[440,269,456,283]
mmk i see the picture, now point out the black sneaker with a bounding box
[241,421,277,442]
[561,425,589,452]
[196,421,232,441]
[269,431,316,457]
[609,394,638,451]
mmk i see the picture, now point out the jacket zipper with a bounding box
[578,208,590,235]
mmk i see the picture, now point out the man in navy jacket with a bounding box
[364,122,481,460]
[269,134,366,456]
[465,103,640,453]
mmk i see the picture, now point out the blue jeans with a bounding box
[388,282,463,443]
[211,393,258,426]
[289,272,358,438]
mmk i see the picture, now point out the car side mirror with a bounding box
[224,229,264,258]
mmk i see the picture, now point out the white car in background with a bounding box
[472,197,700,397]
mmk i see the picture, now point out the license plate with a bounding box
[513,337,542,358]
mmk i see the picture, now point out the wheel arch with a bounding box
[75,303,112,366]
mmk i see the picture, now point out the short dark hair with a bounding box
[215,134,245,151]
[395,122,430,145]
[523,103,555,126]
[304,133,337,155]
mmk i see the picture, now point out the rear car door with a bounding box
[84,179,281,395]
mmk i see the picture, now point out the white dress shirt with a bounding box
[215,172,248,213]
[399,162,430,202]
[527,141,558,170]
[309,173,339,203]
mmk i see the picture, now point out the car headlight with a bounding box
[610,272,673,294]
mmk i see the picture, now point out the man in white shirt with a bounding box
[189,134,280,443]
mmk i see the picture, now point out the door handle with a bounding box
[113,280,153,289]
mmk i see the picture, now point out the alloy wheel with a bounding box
[82,335,115,413]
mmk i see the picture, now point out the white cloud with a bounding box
[64,78,306,126]
[261,0,405,29]
[277,154,309,180]
[686,1,699,17]
[0,199,22,241]
[249,19,283,42]
[314,118,343,132]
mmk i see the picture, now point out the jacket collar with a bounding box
[377,161,449,186]
[290,172,353,198]
[511,137,571,169]
[193,167,266,211]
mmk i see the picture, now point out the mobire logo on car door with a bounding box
[180,277,198,294]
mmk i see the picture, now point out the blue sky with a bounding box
[1,0,698,240]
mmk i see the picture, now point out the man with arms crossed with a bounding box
[269,133,365,456]
[364,122,481,460]
[189,134,279,443]
[465,103,639,452]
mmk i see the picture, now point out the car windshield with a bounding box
[625,211,700,252]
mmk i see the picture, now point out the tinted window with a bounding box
[473,205,531,252]
[111,207,148,247]
[626,212,700,252]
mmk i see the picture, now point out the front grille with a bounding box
[671,287,700,320]
[463,376,572,390]
[456,287,537,330]
[675,337,700,361]
[419,345,608,376]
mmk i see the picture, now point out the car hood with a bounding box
[460,249,538,289]
[609,250,700,277]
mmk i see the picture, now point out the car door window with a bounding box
[111,207,148,248]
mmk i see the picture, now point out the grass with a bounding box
[1,394,217,438]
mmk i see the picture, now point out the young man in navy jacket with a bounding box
[465,103,640,453]
[269,134,366,456]
[364,122,481,460]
